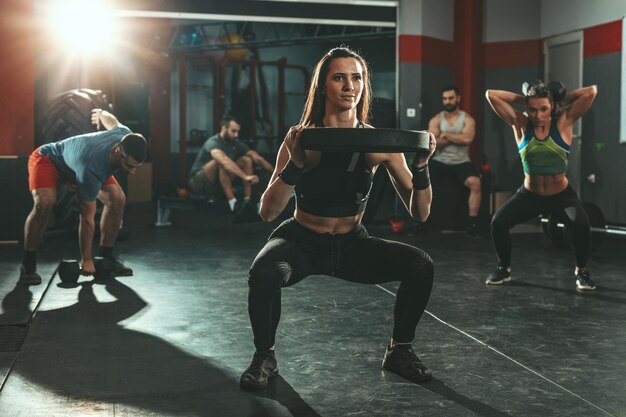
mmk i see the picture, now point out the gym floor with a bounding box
[0,205,625,417]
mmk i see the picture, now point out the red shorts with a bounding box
[28,147,118,192]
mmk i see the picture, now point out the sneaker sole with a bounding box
[382,363,432,383]
[19,278,42,285]
[485,276,512,285]
[19,272,42,285]
[239,369,279,390]
[576,285,596,291]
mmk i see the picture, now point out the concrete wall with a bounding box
[422,0,455,41]
[483,0,540,42]
[399,0,454,38]
[582,52,625,223]
[482,0,626,42]
[540,0,626,38]
[397,0,456,130]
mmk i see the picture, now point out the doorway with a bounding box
[544,32,583,196]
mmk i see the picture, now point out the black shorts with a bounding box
[429,160,479,184]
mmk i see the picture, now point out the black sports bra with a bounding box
[295,122,374,217]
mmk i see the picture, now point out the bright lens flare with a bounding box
[48,0,118,54]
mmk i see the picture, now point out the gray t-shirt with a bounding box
[189,134,250,176]
[39,125,131,201]
[432,111,470,165]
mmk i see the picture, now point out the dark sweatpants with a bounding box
[491,185,591,268]
[247,218,435,351]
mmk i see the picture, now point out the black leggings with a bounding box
[491,185,590,268]
[247,218,434,351]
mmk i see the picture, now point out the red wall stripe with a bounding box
[483,40,543,68]
[398,34,455,67]
[584,20,621,57]
[0,0,35,155]
[423,36,456,67]
[483,20,621,68]
[398,34,421,63]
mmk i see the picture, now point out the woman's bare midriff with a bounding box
[523,173,568,196]
[294,209,364,234]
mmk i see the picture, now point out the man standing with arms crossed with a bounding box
[428,85,481,236]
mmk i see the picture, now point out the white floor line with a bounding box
[375,284,616,417]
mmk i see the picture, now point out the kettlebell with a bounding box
[58,260,81,284]
[547,81,567,102]
[388,215,406,234]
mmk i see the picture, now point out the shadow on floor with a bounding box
[423,378,513,417]
[1,280,318,417]
[508,281,626,305]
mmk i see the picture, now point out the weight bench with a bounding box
[156,194,265,226]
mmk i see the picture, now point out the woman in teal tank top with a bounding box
[485,81,598,291]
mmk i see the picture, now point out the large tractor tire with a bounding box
[39,88,112,145]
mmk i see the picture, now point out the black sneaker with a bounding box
[485,266,511,285]
[232,200,262,224]
[240,350,278,390]
[19,266,42,285]
[110,257,133,277]
[382,344,432,383]
[466,223,481,238]
[575,270,596,291]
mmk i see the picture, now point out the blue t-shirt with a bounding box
[189,134,250,176]
[38,125,132,201]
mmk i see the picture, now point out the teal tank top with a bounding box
[518,120,569,175]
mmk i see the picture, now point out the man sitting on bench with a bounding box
[188,115,274,212]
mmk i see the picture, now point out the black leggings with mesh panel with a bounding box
[491,185,591,268]
[247,218,435,351]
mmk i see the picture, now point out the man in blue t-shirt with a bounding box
[188,115,274,212]
[19,109,148,285]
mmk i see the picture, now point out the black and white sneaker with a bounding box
[485,266,512,285]
[240,350,278,390]
[382,344,432,383]
[575,270,596,291]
